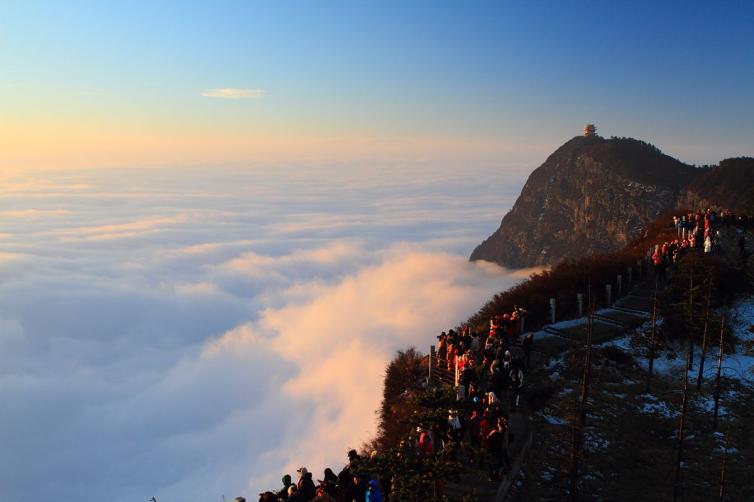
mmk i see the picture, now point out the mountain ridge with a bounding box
[470,135,753,268]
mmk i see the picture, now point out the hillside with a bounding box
[369,212,754,502]
[470,136,700,268]
[679,156,754,214]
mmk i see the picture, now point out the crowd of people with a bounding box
[433,306,532,480]
[250,305,534,501]
[656,209,751,281]
[257,450,383,502]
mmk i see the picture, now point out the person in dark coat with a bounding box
[485,417,510,481]
[297,467,316,501]
[348,473,367,502]
[278,474,293,500]
[320,468,337,496]
[287,485,306,502]
[336,450,360,501]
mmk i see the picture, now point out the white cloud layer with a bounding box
[201,88,267,99]
[0,165,524,501]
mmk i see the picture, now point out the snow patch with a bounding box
[639,399,680,418]
[540,413,568,425]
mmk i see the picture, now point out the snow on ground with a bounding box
[690,393,728,417]
[598,333,634,352]
[584,430,611,452]
[540,466,556,481]
[726,296,754,384]
[638,394,680,418]
[539,413,568,425]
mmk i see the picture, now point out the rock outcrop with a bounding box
[470,136,702,268]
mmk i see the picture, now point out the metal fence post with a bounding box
[617,274,623,297]
[549,298,556,324]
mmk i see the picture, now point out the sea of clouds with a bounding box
[0,164,525,501]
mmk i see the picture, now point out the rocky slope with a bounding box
[470,136,702,267]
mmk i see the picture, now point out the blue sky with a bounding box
[1,1,753,168]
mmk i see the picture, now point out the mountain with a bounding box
[470,135,702,268]
[678,156,754,214]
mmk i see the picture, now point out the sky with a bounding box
[1,2,754,500]
[1,1,753,171]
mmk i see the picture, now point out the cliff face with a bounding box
[470,136,699,268]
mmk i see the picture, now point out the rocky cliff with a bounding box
[470,136,701,268]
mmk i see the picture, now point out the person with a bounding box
[364,479,383,502]
[509,366,524,409]
[336,450,360,500]
[448,409,463,442]
[286,485,305,502]
[313,482,337,502]
[417,428,433,455]
[485,417,510,481]
[740,235,747,256]
[297,467,316,501]
[468,409,482,449]
[277,474,293,500]
[350,473,367,502]
[657,254,668,282]
[319,468,337,497]
[502,350,513,367]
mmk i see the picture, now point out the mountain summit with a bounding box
[470,134,701,267]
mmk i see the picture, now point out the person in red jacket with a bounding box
[417,428,432,455]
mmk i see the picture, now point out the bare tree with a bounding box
[673,340,693,502]
[719,427,730,501]
[696,277,713,392]
[569,302,594,501]
[713,313,726,430]
[688,267,695,369]
[646,281,658,393]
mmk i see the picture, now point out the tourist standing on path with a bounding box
[509,366,524,410]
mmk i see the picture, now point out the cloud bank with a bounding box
[0,166,524,501]
[201,88,267,99]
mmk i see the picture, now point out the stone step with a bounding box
[594,309,648,328]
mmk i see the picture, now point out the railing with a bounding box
[496,428,535,502]
[427,346,456,386]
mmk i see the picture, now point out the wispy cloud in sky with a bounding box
[201,88,266,99]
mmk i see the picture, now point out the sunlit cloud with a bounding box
[201,88,266,99]
[0,209,73,219]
